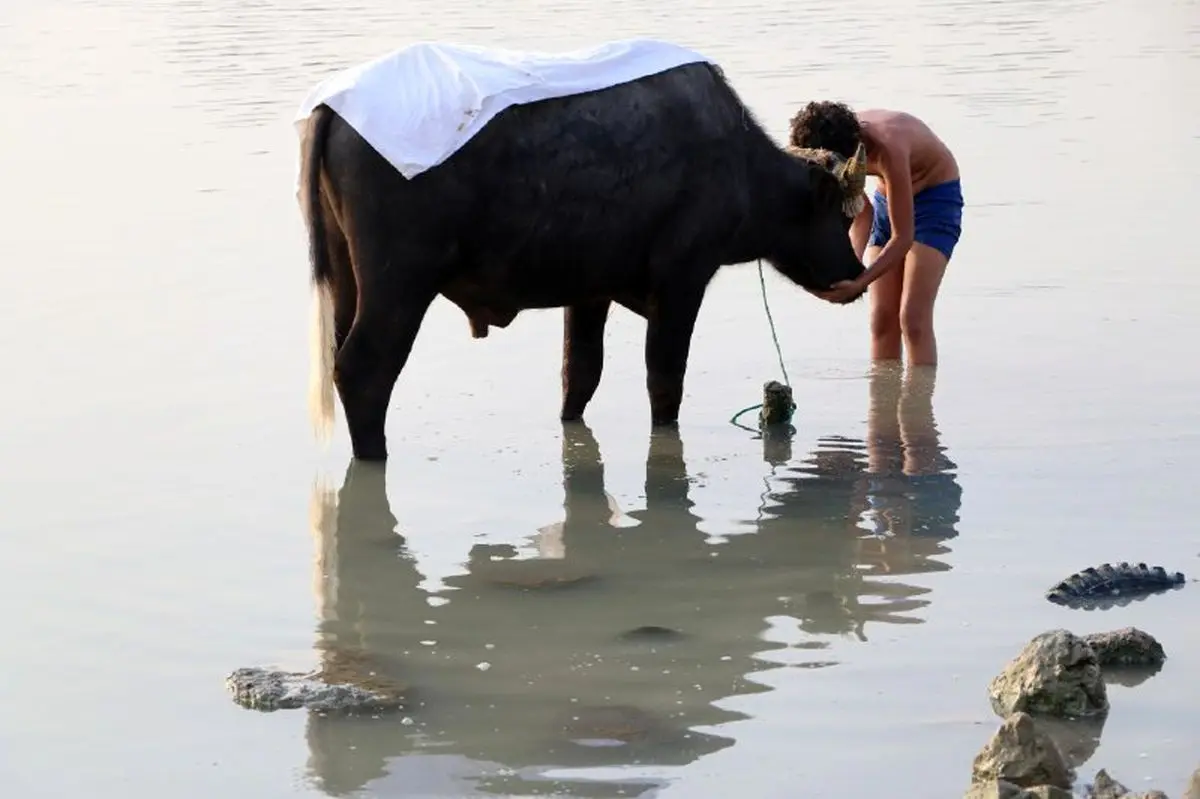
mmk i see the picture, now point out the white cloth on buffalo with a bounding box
[294,38,713,180]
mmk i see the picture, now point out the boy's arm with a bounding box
[849,192,873,260]
[813,142,914,304]
[856,143,915,286]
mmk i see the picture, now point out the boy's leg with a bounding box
[898,243,949,366]
[899,179,962,367]
[867,245,904,361]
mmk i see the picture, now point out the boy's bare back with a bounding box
[856,109,959,196]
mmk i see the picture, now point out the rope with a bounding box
[758,259,791,387]
[728,259,793,430]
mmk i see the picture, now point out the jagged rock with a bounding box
[1082,628,1166,668]
[989,630,1108,718]
[1088,769,1131,799]
[971,712,1073,790]
[226,653,408,714]
[1086,769,1170,799]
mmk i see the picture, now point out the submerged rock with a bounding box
[970,712,1073,790]
[1081,627,1166,668]
[226,649,408,713]
[556,704,664,747]
[617,625,685,642]
[227,667,407,712]
[988,630,1108,718]
[478,560,599,591]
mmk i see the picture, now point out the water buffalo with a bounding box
[299,60,868,461]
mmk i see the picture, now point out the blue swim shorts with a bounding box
[868,179,964,261]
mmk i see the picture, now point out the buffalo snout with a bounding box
[797,211,867,291]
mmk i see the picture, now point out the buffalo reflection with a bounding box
[300,394,961,796]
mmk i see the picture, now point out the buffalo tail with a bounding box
[302,105,337,443]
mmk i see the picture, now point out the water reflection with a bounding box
[299,402,963,795]
[857,363,961,540]
[749,364,962,641]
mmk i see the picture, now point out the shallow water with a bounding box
[2,0,1199,796]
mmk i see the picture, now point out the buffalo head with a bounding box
[765,142,869,293]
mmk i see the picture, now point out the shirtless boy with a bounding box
[789,103,963,366]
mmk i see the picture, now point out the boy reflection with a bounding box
[855,363,961,547]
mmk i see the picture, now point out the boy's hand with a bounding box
[813,279,866,304]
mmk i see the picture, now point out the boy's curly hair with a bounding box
[788,101,862,160]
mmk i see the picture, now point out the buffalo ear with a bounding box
[810,163,847,213]
[837,143,868,204]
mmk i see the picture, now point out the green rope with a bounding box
[729,403,763,430]
[758,259,791,388]
[728,260,793,430]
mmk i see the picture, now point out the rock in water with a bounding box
[1080,768,1170,799]
[988,630,1108,718]
[226,665,407,713]
[964,781,1072,799]
[1087,769,1131,799]
[970,712,1074,790]
[1045,562,1185,609]
[1031,714,1106,769]
[1023,789,1074,799]
[963,781,1033,799]
[1080,627,1166,667]
[759,380,795,427]
[617,625,685,642]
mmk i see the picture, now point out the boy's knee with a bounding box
[870,309,901,340]
[899,307,932,342]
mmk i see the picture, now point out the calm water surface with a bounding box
[2,0,1199,797]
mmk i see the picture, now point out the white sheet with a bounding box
[293,38,714,179]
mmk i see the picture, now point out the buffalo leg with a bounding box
[561,300,611,421]
[334,294,435,462]
[643,282,707,426]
